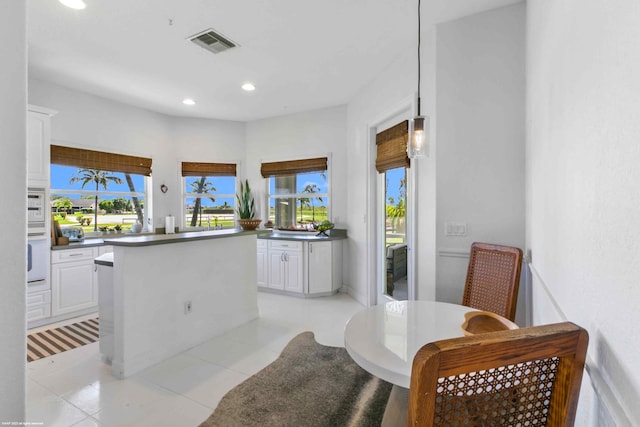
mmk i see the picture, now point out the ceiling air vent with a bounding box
[188,29,237,54]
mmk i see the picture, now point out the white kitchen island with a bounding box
[98,229,261,378]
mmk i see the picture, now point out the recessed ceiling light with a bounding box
[59,0,86,10]
[241,83,256,92]
[182,98,196,106]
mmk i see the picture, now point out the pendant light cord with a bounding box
[417,0,421,116]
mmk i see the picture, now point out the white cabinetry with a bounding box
[27,290,52,322]
[258,238,343,297]
[307,240,342,295]
[27,105,56,187]
[268,240,303,293]
[51,247,99,317]
[256,239,268,287]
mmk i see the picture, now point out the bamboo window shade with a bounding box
[51,145,152,176]
[375,120,410,173]
[260,157,327,178]
[181,162,237,177]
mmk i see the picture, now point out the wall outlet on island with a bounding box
[184,301,192,314]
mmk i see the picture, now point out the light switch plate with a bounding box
[445,222,467,236]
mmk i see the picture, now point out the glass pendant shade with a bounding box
[408,115,429,158]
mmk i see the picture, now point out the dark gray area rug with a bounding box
[199,331,392,427]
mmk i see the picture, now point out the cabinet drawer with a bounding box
[27,290,51,306]
[268,240,303,251]
[27,303,51,322]
[52,247,96,263]
[257,239,268,249]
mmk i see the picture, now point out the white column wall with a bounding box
[435,4,526,324]
[527,1,640,425]
[0,1,27,420]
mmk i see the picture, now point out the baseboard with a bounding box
[437,248,469,259]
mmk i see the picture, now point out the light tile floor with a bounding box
[26,291,365,426]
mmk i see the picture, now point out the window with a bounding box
[262,157,329,229]
[182,162,236,230]
[50,145,151,235]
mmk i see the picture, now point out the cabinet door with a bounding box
[51,260,97,316]
[268,250,286,290]
[27,110,51,186]
[257,247,268,287]
[284,251,304,293]
[308,241,333,294]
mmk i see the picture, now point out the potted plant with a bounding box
[236,179,261,231]
[114,224,123,233]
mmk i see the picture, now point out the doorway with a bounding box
[381,167,408,300]
[370,110,417,305]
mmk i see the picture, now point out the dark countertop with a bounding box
[103,228,262,247]
[258,228,347,241]
[94,252,114,266]
[50,231,157,250]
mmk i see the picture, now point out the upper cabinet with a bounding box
[27,105,57,187]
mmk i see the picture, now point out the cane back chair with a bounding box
[407,322,589,426]
[462,242,523,321]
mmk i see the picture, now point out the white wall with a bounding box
[435,4,527,324]
[345,26,437,305]
[28,79,245,230]
[0,1,27,420]
[244,106,348,224]
[527,1,640,425]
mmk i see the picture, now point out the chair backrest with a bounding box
[462,242,523,321]
[407,322,589,427]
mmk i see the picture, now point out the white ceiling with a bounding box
[28,0,521,121]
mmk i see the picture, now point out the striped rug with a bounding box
[27,318,99,362]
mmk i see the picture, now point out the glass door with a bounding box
[380,166,408,301]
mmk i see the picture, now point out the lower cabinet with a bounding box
[307,240,342,295]
[50,245,113,317]
[258,238,342,296]
[268,241,304,293]
[256,239,268,287]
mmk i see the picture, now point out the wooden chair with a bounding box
[462,242,523,321]
[407,322,589,427]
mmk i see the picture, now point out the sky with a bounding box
[51,165,405,207]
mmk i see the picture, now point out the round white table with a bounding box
[345,300,476,388]
[344,300,477,426]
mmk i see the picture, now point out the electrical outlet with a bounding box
[184,301,192,314]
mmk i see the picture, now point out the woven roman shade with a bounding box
[375,121,410,173]
[261,157,327,178]
[181,162,237,177]
[51,145,152,176]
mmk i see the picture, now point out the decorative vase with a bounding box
[238,219,261,231]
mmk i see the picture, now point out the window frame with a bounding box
[50,164,150,236]
[265,156,331,229]
[180,163,238,230]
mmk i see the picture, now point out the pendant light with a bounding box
[408,0,429,159]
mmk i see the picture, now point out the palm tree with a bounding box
[70,169,123,231]
[189,177,216,226]
[298,197,310,223]
[53,197,72,214]
[124,173,144,224]
[302,184,323,222]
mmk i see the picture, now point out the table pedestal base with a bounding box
[382,385,408,427]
